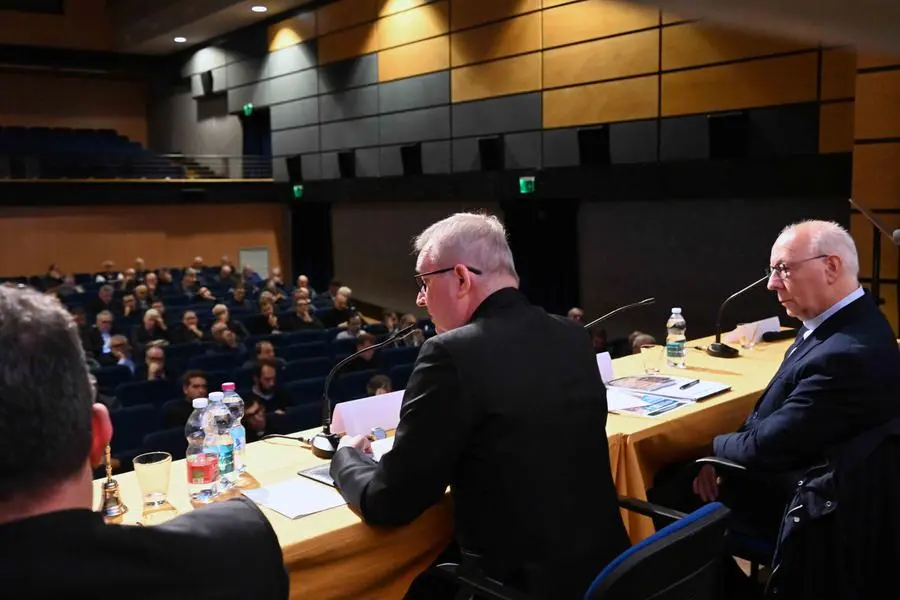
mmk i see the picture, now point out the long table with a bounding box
[93,336,788,597]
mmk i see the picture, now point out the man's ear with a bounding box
[89,403,113,468]
[455,264,473,298]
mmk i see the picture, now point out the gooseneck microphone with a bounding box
[583,298,656,331]
[706,275,769,358]
[310,323,418,460]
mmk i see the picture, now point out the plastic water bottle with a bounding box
[207,391,236,486]
[221,382,247,474]
[185,398,219,504]
[666,308,687,368]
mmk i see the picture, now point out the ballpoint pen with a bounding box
[679,379,700,390]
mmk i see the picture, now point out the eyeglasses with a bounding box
[414,265,482,293]
[766,255,828,280]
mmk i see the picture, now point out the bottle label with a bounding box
[666,340,685,357]
[218,444,234,476]
[187,453,218,485]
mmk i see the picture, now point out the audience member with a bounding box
[208,322,245,358]
[0,287,289,599]
[567,307,584,322]
[132,308,168,350]
[169,310,206,344]
[335,313,363,340]
[102,335,136,374]
[282,297,323,331]
[246,358,291,415]
[163,371,208,428]
[366,374,393,396]
[86,310,117,358]
[630,331,657,354]
[242,395,268,443]
[242,341,287,370]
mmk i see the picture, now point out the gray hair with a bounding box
[0,287,94,501]
[413,212,518,281]
[780,220,859,278]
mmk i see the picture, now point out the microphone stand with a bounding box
[583,298,656,331]
[310,324,418,460]
[706,275,769,358]
[849,198,900,329]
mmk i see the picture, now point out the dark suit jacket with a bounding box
[330,288,629,598]
[0,497,288,599]
[714,292,900,474]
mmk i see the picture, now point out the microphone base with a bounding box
[310,431,341,460]
[706,342,740,358]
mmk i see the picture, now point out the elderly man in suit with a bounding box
[0,287,289,599]
[330,212,629,599]
[651,220,900,592]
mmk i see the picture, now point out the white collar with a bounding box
[801,286,864,338]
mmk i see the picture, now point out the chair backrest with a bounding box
[585,502,731,600]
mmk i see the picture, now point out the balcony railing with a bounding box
[0,153,273,181]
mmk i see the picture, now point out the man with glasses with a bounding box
[650,220,900,595]
[329,212,629,599]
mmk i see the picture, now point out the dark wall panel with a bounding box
[749,103,818,157]
[302,154,322,181]
[273,157,288,182]
[452,93,542,138]
[318,55,378,94]
[356,148,381,177]
[505,132,542,170]
[378,71,450,114]
[265,42,317,78]
[272,125,320,155]
[542,129,579,168]
[452,138,480,172]
[379,106,451,145]
[321,152,341,179]
[268,69,319,104]
[320,116,380,151]
[423,141,452,174]
[271,97,319,131]
[319,85,379,123]
[380,146,403,177]
[660,115,709,162]
[610,120,658,164]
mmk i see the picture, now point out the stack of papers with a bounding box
[242,476,347,519]
[606,375,731,418]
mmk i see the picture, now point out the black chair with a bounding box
[437,498,731,600]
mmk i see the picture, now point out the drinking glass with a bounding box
[738,323,758,350]
[133,451,172,508]
[640,344,664,374]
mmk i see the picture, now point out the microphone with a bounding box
[706,275,769,358]
[310,323,418,459]
[583,298,656,331]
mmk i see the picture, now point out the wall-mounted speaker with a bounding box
[200,70,214,96]
[708,111,748,159]
[478,136,504,171]
[400,143,423,175]
[577,126,611,166]
[337,150,356,178]
[285,155,303,183]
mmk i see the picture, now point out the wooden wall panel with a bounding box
[850,212,900,281]
[851,143,900,209]
[542,0,658,49]
[662,12,688,24]
[661,53,818,116]
[541,0,579,7]
[316,0,378,36]
[0,71,147,146]
[543,75,658,128]
[379,35,450,81]
[543,29,659,88]
[267,12,318,51]
[819,102,854,154]
[857,53,900,69]
[451,53,542,102]
[378,0,449,50]
[821,49,857,100]
[0,204,288,278]
[661,22,810,71]
[379,0,436,16]
[854,71,900,139]
[0,0,113,51]
[450,13,541,67]
[318,23,379,64]
[451,0,541,31]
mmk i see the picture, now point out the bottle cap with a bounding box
[192,397,209,409]
[672,307,682,314]
[209,391,225,403]
[222,382,236,392]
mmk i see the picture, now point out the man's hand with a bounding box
[338,434,372,455]
[692,464,719,502]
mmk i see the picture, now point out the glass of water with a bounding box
[738,323,758,350]
[133,451,172,508]
[640,344,664,374]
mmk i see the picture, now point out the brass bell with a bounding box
[97,445,127,523]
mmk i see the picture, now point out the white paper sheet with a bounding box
[723,316,782,344]
[371,436,395,461]
[243,476,347,519]
[596,352,614,383]
[606,388,648,411]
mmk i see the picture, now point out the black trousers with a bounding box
[647,461,790,600]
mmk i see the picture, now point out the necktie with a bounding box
[785,326,808,358]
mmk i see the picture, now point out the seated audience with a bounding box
[136,343,168,381]
[169,310,206,344]
[0,288,289,598]
[321,289,355,328]
[132,308,168,350]
[343,332,380,373]
[335,313,364,341]
[398,313,425,347]
[246,299,282,336]
[245,358,291,415]
[366,374,393,396]
[242,395,268,443]
[101,335,136,374]
[208,322,246,359]
[567,306,584,322]
[86,310,117,358]
[212,303,249,340]
[163,371,208,428]
[629,331,657,354]
[282,297,323,331]
[242,341,287,370]
[88,284,118,317]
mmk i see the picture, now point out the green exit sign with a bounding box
[242,103,254,116]
[292,184,304,199]
[519,176,536,195]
